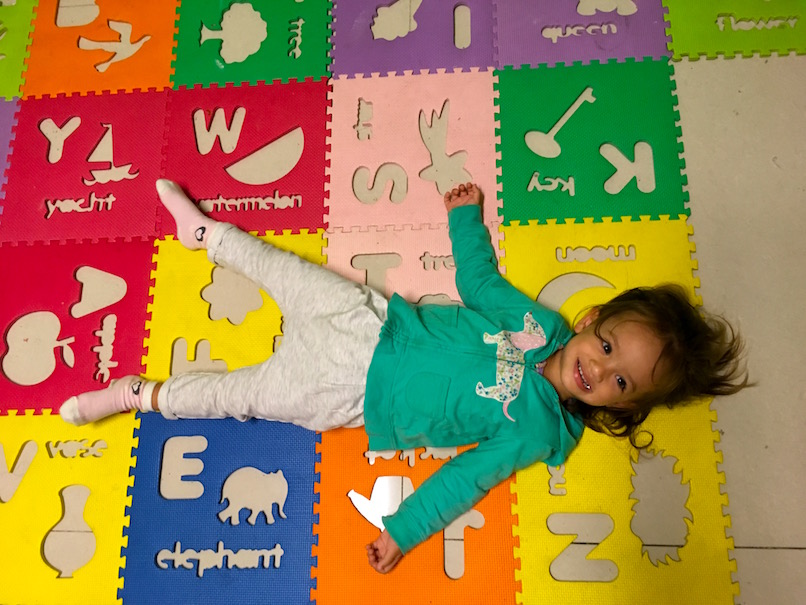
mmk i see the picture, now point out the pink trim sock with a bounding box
[156,179,218,250]
[60,376,156,425]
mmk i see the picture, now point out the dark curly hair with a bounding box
[563,284,751,448]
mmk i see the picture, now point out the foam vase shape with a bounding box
[42,485,96,578]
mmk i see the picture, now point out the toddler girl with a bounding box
[60,180,748,573]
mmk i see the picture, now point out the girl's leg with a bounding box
[60,376,160,425]
[157,178,387,321]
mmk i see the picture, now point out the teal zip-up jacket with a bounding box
[363,204,585,554]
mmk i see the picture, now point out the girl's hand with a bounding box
[366,530,403,574]
[444,182,482,212]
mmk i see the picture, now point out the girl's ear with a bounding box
[574,308,600,334]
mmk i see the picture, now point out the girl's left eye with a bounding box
[617,376,627,391]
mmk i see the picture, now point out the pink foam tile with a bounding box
[161,80,329,236]
[0,90,168,244]
[326,221,503,304]
[327,70,499,230]
[0,238,155,413]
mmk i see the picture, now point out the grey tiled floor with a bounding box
[675,54,806,605]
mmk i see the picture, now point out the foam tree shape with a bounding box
[200,3,267,64]
[2,312,75,386]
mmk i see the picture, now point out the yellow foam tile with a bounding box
[500,216,698,326]
[144,231,326,379]
[513,400,735,604]
[0,409,137,604]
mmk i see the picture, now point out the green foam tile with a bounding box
[496,59,687,225]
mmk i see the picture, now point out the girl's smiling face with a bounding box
[544,310,667,409]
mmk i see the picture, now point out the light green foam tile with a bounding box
[0,0,36,99]
[665,0,806,59]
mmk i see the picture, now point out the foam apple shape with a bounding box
[2,312,75,386]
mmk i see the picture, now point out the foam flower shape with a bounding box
[200,267,263,325]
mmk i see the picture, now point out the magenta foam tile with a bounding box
[327,70,499,230]
[0,90,168,243]
[0,238,155,413]
[325,221,502,304]
[331,1,494,77]
[495,0,670,68]
[161,81,328,236]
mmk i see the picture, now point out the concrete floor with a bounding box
[674,54,806,605]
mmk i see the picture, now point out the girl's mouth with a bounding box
[578,360,591,391]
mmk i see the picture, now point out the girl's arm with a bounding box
[380,436,549,556]
[446,185,532,313]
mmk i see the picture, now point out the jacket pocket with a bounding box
[405,372,450,419]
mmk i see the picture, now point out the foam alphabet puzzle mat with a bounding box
[2,0,793,602]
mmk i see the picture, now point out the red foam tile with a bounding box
[0,238,155,412]
[1,90,168,244]
[161,80,328,236]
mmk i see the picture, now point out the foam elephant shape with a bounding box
[218,467,288,525]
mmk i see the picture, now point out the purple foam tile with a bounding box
[0,98,18,198]
[332,1,494,76]
[495,0,670,68]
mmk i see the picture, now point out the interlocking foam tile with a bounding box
[160,80,328,238]
[144,232,325,382]
[496,59,687,225]
[500,216,698,313]
[172,0,332,88]
[121,413,317,605]
[22,0,178,98]
[0,409,137,604]
[502,219,734,603]
[0,0,35,100]
[331,1,494,77]
[325,222,501,303]
[0,96,18,202]
[0,238,155,413]
[327,70,499,230]
[495,0,670,69]
[512,404,735,604]
[664,0,805,60]
[1,89,168,243]
[313,428,518,604]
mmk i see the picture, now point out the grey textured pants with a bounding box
[158,224,388,431]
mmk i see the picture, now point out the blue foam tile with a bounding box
[121,413,317,605]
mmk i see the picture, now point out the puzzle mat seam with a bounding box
[119,410,143,601]
[0,99,20,222]
[14,0,37,99]
[140,238,161,382]
[310,431,322,603]
[667,60,691,216]
[331,65,495,80]
[0,235,157,247]
[323,78,334,232]
[167,0,181,84]
[494,55,670,74]
[171,76,330,93]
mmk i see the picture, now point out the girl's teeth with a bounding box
[578,361,591,390]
